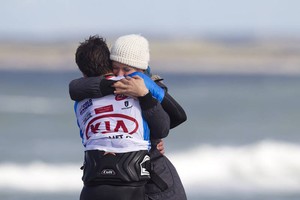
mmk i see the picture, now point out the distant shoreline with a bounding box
[1,39,300,75]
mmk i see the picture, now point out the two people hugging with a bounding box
[69,34,187,200]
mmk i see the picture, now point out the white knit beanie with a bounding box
[110,34,150,70]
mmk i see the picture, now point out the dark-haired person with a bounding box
[73,35,171,200]
[70,34,187,200]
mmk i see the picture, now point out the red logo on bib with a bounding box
[115,94,127,101]
[94,105,113,114]
[85,114,138,139]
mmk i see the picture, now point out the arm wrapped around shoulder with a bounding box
[69,77,115,101]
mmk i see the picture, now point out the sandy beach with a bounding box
[1,38,300,75]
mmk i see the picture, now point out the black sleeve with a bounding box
[161,93,187,129]
[156,81,187,129]
[69,77,115,101]
[138,92,170,139]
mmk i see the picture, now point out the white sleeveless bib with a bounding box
[74,77,150,153]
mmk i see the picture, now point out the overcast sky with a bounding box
[1,0,300,40]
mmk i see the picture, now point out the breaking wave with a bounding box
[1,140,300,194]
[169,140,300,194]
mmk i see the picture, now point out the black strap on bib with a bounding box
[149,170,168,191]
[147,150,169,192]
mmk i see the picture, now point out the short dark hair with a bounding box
[75,35,112,77]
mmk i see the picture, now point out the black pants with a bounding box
[80,184,145,200]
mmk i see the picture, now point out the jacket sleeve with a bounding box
[69,77,115,101]
[138,92,170,139]
[156,81,187,129]
[161,93,187,129]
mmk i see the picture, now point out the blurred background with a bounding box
[1,1,300,200]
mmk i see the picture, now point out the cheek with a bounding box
[112,69,119,75]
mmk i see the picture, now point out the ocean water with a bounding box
[0,70,300,200]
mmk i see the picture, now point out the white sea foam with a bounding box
[0,95,68,115]
[169,140,300,194]
[0,162,82,193]
[1,140,300,194]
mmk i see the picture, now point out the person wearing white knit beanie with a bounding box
[111,34,188,200]
[110,34,150,76]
